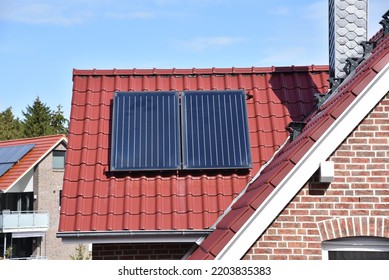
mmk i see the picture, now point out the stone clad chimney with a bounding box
[329,0,368,80]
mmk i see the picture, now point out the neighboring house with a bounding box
[57,65,329,259]
[0,135,75,259]
[188,11,389,260]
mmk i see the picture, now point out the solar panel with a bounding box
[0,143,35,177]
[181,90,252,170]
[111,91,181,171]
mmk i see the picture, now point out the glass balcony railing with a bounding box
[0,210,49,232]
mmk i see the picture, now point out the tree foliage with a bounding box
[0,107,23,140]
[69,244,90,260]
[0,97,69,141]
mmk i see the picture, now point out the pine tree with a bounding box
[0,107,23,140]
[50,105,69,135]
[22,97,55,137]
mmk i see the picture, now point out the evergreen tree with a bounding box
[0,107,23,140]
[22,97,55,137]
[51,105,69,135]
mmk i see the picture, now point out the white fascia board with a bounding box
[216,62,389,260]
[3,137,67,193]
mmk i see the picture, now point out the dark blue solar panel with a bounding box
[111,91,181,171]
[0,144,35,177]
[181,90,251,169]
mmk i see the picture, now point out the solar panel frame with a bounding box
[110,91,181,171]
[0,143,35,177]
[181,90,252,170]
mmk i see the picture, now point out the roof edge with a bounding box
[215,61,389,260]
[57,230,212,244]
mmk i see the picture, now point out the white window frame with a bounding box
[52,150,66,170]
[322,237,389,260]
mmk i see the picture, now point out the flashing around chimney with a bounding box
[380,10,389,34]
[287,121,306,141]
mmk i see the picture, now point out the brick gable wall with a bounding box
[243,92,389,260]
[92,243,193,260]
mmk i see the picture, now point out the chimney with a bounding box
[329,0,368,80]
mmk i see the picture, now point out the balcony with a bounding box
[0,210,49,233]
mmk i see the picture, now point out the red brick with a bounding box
[308,256,322,260]
[263,235,282,241]
[360,197,379,202]
[369,138,388,144]
[351,158,370,164]
[356,151,375,157]
[289,255,307,260]
[251,255,269,260]
[349,138,367,144]
[253,248,272,254]
[320,197,339,202]
[277,229,297,235]
[330,210,349,215]
[255,241,278,248]
[375,132,389,137]
[303,249,322,255]
[350,210,369,216]
[340,197,359,202]
[269,255,287,260]
[274,248,293,254]
[287,242,307,248]
[335,151,355,157]
[374,204,389,209]
[358,125,379,131]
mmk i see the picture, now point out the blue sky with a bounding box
[0,0,387,119]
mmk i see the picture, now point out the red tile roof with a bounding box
[58,66,329,233]
[0,135,67,192]
[189,29,389,259]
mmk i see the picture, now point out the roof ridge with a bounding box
[73,65,329,76]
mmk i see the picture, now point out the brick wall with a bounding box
[243,93,389,260]
[34,142,77,260]
[92,243,193,260]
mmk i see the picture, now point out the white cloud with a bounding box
[178,36,247,52]
[0,1,92,25]
[0,0,159,25]
[105,11,155,20]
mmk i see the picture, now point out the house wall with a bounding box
[92,243,193,260]
[243,92,389,260]
[34,142,77,260]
